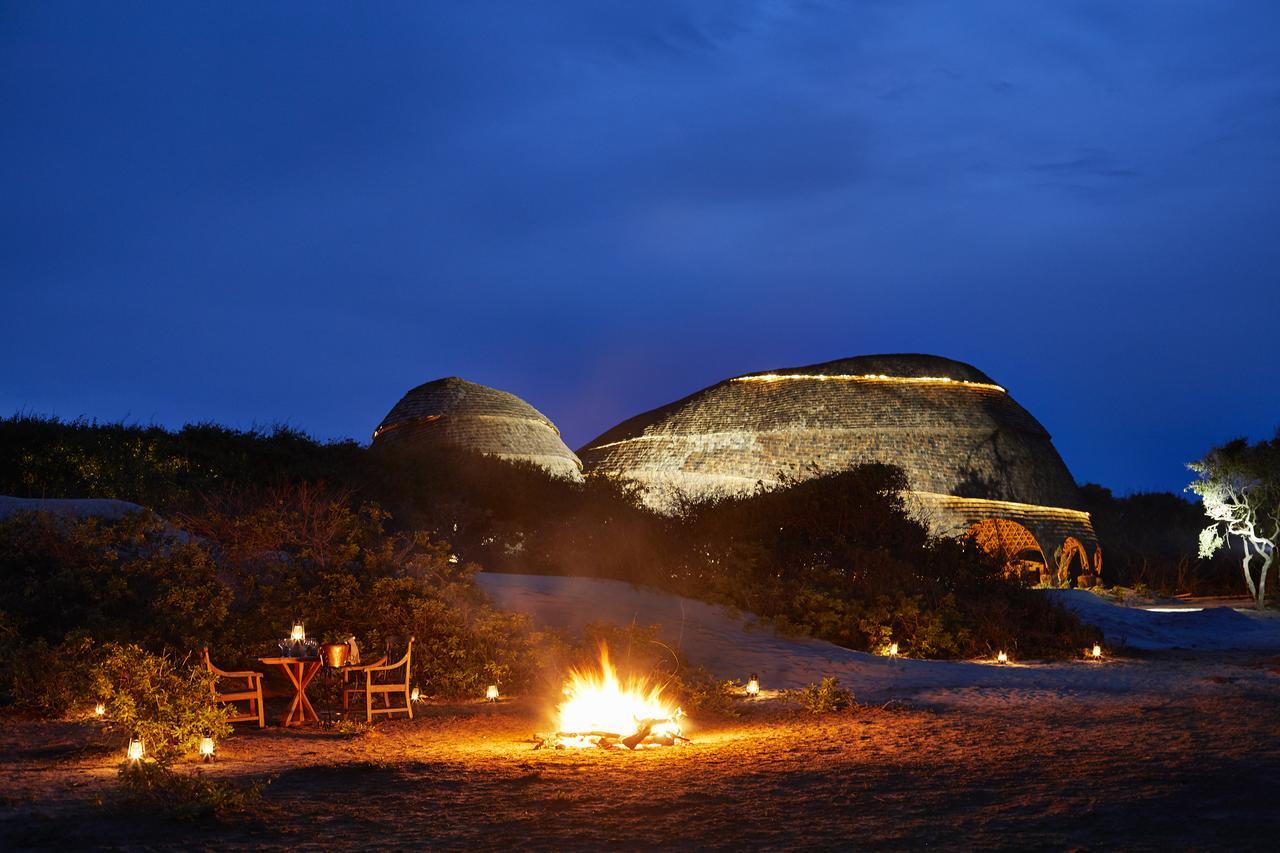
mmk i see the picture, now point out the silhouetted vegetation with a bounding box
[0,414,1104,699]
[1079,484,1239,596]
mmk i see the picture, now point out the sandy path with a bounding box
[477,573,1280,702]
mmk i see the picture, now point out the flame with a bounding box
[557,645,682,748]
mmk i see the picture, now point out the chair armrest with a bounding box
[365,660,405,673]
[342,657,388,680]
[215,670,263,679]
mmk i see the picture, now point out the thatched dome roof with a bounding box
[374,377,582,481]
[578,354,1097,577]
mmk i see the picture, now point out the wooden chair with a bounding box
[343,636,414,723]
[202,647,265,728]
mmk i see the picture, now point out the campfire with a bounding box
[543,645,686,750]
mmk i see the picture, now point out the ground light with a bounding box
[199,737,216,762]
[127,738,144,763]
[997,651,1009,664]
[746,674,760,697]
[94,703,105,718]
[1091,643,1103,660]
[486,684,500,702]
[887,642,899,659]
[411,687,421,703]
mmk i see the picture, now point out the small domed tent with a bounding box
[578,354,1099,586]
[373,377,583,481]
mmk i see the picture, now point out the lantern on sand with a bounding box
[996,651,1009,664]
[199,737,216,762]
[746,674,760,698]
[486,685,500,702]
[127,738,144,762]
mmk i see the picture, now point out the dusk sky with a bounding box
[3,2,1278,495]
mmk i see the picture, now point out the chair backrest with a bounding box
[381,636,414,686]
[201,647,219,696]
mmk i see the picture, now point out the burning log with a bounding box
[532,718,689,751]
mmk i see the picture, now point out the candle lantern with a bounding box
[411,687,421,703]
[887,642,899,658]
[996,651,1009,664]
[485,684,500,702]
[1091,643,1103,660]
[127,738,144,763]
[199,736,216,762]
[94,703,106,718]
[746,674,760,697]
[290,622,306,642]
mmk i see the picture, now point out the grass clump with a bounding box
[117,762,266,822]
[788,677,855,714]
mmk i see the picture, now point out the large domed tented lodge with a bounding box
[372,377,583,481]
[576,354,1101,587]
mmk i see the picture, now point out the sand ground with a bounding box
[3,651,1279,851]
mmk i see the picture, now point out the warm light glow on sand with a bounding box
[732,373,1006,393]
[558,646,681,748]
[1144,607,1205,613]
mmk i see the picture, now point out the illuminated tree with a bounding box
[1187,433,1280,609]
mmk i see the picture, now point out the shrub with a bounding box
[788,677,854,714]
[117,762,265,821]
[3,637,96,715]
[0,511,230,655]
[93,643,230,764]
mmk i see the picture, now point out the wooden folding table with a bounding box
[258,656,323,727]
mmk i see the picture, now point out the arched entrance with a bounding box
[968,518,1048,585]
[1056,536,1090,587]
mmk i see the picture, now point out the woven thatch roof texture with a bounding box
[374,377,582,481]
[578,354,1084,513]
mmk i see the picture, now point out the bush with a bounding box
[788,677,855,714]
[0,511,229,655]
[117,762,265,821]
[3,637,96,715]
[93,643,231,763]
[0,416,1105,668]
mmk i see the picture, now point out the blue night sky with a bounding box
[3,2,1278,495]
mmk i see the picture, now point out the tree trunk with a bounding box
[1256,550,1273,610]
[1241,549,1260,608]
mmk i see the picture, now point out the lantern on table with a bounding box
[290,622,306,642]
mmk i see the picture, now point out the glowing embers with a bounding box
[554,645,685,749]
[732,373,1006,393]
